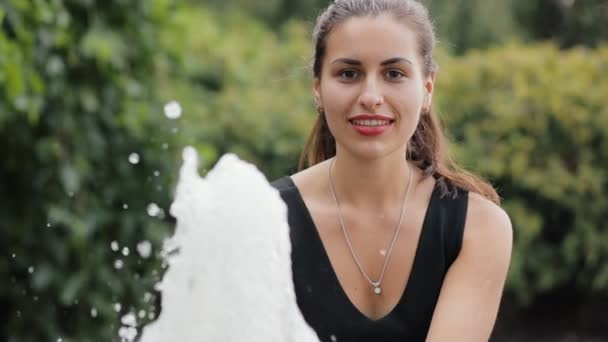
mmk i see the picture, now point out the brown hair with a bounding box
[299,0,500,204]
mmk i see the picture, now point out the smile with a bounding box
[349,119,394,136]
[350,119,393,127]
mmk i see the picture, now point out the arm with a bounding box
[425,192,513,342]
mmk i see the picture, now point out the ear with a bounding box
[313,77,322,108]
[424,71,436,106]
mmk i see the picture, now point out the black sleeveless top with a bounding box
[271,176,469,342]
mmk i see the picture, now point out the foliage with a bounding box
[514,0,608,49]
[437,43,608,304]
[159,6,315,178]
[423,0,523,54]
[204,0,608,53]
[0,0,179,341]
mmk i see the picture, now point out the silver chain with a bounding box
[328,157,412,292]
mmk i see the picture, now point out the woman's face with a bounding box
[314,13,434,160]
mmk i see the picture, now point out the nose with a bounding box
[359,78,384,110]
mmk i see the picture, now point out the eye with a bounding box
[337,69,359,80]
[386,69,406,80]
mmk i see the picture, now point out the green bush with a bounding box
[158,6,315,178]
[0,1,179,341]
[437,43,608,304]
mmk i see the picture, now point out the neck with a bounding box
[329,149,415,211]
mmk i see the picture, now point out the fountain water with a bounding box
[139,147,319,342]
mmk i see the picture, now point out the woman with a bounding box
[272,0,512,341]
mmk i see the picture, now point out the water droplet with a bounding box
[122,203,129,210]
[33,296,39,301]
[68,191,74,197]
[162,143,169,150]
[111,241,119,251]
[138,309,146,319]
[143,292,152,303]
[28,266,35,274]
[121,312,137,326]
[57,338,63,342]
[147,203,160,217]
[91,307,98,317]
[121,247,130,256]
[148,311,156,320]
[137,241,152,259]
[183,146,197,163]
[164,100,182,119]
[114,259,124,269]
[113,303,122,312]
[154,282,163,291]
[46,223,52,228]
[153,170,160,177]
[128,153,140,165]
[330,334,338,342]
[118,326,138,341]
[11,253,16,258]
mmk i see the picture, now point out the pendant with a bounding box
[373,285,382,295]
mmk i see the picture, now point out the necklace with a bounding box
[328,157,412,295]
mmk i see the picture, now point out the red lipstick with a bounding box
[348,114,394,136]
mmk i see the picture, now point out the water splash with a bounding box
[163,101,182,119]
[128,153,140,165]
[139,148,318,342]
[137,241,152,259]
[146,203,161,217]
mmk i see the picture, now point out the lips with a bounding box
[348,114,394,136]
[348,114,395,122]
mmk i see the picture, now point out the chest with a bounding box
[306,200,429,320]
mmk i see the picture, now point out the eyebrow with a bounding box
[329,57,414,66]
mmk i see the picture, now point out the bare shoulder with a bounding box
[461,192,513,263]
[290,160,331,194]
[465,192,512,238]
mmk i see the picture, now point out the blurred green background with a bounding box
[1,0,607,341]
